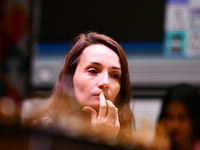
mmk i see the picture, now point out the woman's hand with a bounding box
[82,93,120,143]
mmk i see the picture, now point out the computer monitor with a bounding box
[30,0,200,96]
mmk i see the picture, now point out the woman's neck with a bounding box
[173,137,194,150]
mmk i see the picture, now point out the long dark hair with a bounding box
[44,32,135,142]
[159,83,200,138]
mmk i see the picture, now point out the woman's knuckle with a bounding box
[101,105,107,110]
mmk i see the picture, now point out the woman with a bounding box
[151,83,200,150]
[29,32,135,146]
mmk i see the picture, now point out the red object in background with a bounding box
[2,4,30,44]
[0,1,30,103]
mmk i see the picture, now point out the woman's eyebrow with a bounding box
[112,66,121,70]
[89,62,101,66]
[89,62,121,70]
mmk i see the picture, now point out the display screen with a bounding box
[30,0,200,92]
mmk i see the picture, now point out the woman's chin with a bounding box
[90,103,100,112]
[172,134,182,144]
[83,101,100,112]
[90,98,100,108]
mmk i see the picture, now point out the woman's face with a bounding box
[73,44,121,111]
[165,101,194,144]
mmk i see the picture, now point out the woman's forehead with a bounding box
[79,44,120,66]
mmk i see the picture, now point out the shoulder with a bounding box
[41,117,53,127]
[25,117,53,129]
[193,139,200,150]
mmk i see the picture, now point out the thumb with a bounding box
[82,106,97,124]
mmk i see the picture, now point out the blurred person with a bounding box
[0,96,21,128]
[23,32,135,146]
[150,83,200,150]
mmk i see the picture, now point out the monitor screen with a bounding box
[30,0,200,94]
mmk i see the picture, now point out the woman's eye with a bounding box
[88,69,97,74]
[111,73,121,79]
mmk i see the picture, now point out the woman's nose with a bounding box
[98,73,109,89]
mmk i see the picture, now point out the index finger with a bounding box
[99,93,107,117]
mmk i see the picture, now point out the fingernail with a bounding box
[100,93,105,97]
[82,108,87,112]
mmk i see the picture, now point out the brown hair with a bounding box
[39,32,135,145]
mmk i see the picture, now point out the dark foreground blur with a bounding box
[0,96,138,150]
[0,128,134,150]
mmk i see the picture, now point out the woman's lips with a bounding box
[93,94,100,100]
[171,130,181,139]
[93,93,108,100]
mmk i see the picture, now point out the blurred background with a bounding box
[0,0,200,143]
